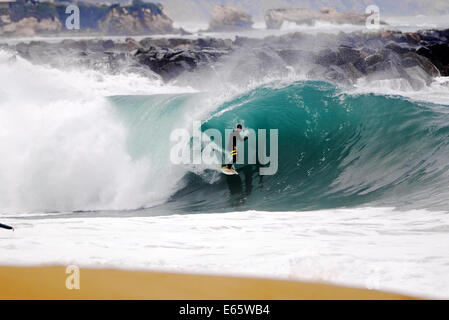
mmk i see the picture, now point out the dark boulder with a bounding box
[386,41,412,54]
[315,49,338,66]
[135,47,230,81]
[337,46,362,65]
[416,42,449,76]
[365,53,384,67]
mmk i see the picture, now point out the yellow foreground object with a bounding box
[0,266,418,300]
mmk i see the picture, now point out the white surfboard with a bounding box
[221,166,238,175]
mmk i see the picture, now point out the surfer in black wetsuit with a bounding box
[226,124,248,169]
[0,223,14,231]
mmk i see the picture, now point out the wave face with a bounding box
[166,81,449,212]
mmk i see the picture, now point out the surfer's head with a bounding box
[236,124,242,131]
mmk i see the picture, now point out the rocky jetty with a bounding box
[3,28,448,89]
[227,29,447,89]
[265,7,378,29]
[0,0,182,37]
[4,37,234,82]
[207,5,253,32]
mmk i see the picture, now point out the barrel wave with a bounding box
[3,62,449,214]
[151,81,449,213]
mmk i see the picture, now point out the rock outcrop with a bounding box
[98,3,176,36]
[265,7,376,29]
[207,5,253,32]
[0,0,181,36]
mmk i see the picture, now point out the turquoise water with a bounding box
[109,81,449,213]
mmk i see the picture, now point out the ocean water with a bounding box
[1,45,449,298]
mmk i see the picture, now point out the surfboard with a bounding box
[221,166,238,175]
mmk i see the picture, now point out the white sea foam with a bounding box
[0,50,195,214]
[2,207,449,299]
[351,76,449,105]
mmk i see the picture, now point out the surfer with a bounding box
[0,223,14,231]
[226,124,248,169]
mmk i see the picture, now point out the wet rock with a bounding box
[416,42,449,76]
[135,47,230,81]
[365,53,384,67]
[386,41,412,54]
[315,49,339,66]
[337,46,362,65]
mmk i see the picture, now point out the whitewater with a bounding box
[1,45,449,299]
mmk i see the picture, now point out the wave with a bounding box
[2,48,449,214]
[168,81,449,212]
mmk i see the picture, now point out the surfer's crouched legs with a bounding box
[227,147,237,169]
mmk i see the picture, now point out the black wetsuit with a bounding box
[0,223,13,230]
[227,130,248,169]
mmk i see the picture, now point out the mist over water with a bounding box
[0,51,195,214]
